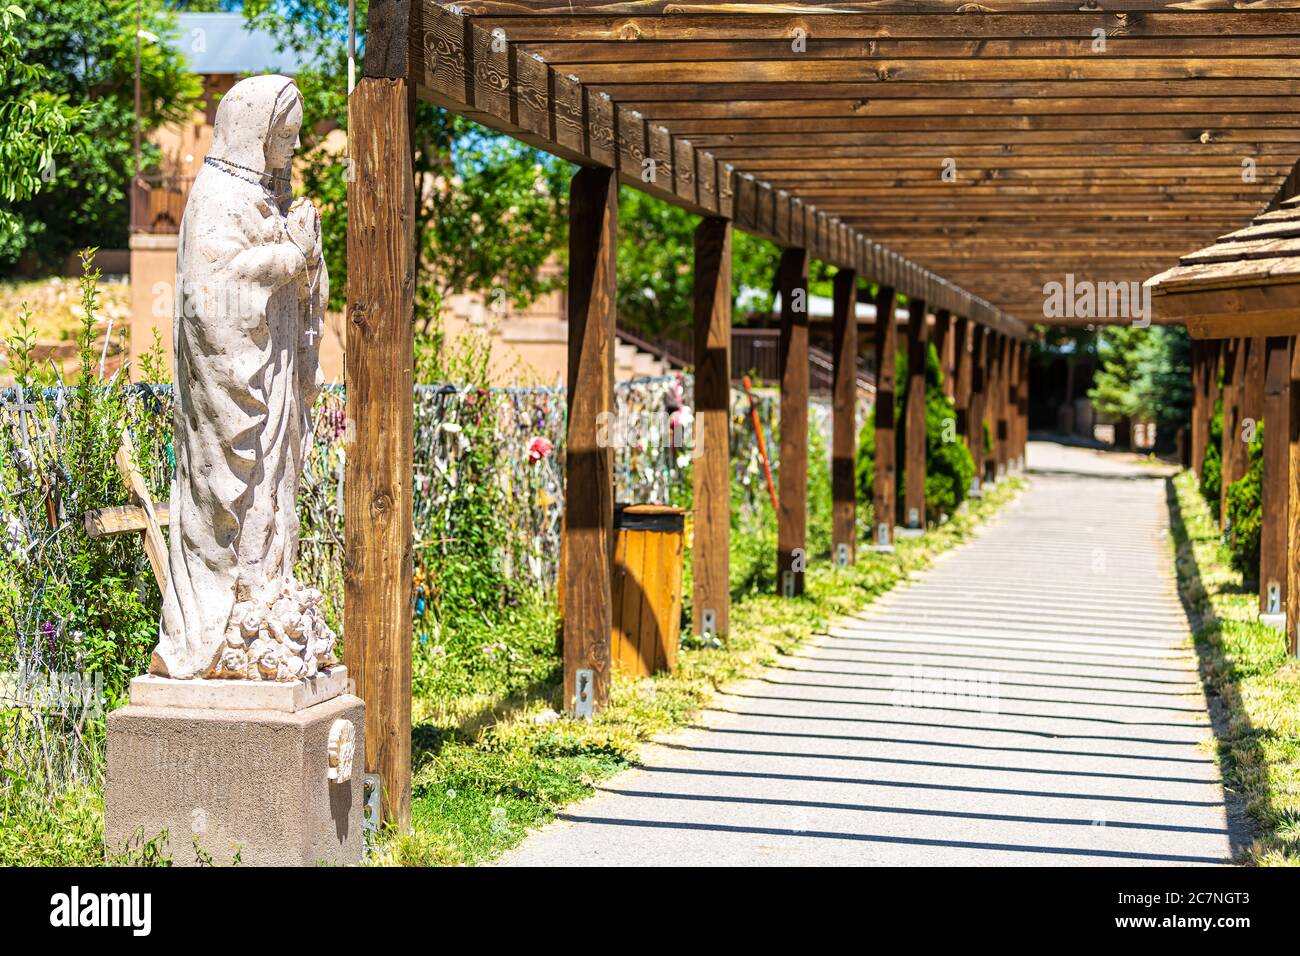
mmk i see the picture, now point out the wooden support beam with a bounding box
[1197,340,1222,479]
[346,73,416,829]
[953,315,972,446]
[831,267,859,566]
[564,166,617,715]
[1244,336,1267,433]
[1289,336,1300,656]
[932,309,953,400]
[996,333,1012,479]
[969,324,988,493]
[778,247,810,594]
[692,217,732,636]
[1190,340,1208,477]
[982,332,1001,483]
[1262,336,1291,618]
[904,297,928,530]
[1220,337,1245,527]
[411,1,1029,340]
[873,284,899,545]
[1018,339,1031,468]
[1004,336,1020,472]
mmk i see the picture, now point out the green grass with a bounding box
[1169,469,1300,865]
[376,477,1024,865]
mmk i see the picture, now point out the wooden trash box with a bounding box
[611,504,685,676]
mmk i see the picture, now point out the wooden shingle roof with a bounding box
[1148,195,1300,338]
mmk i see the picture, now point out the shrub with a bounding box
[1200,397,1223,517]
[0,251,171,798]
[856,341,974,526]
[1224,422,1263,580]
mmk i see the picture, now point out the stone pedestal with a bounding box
[105,667,365,866]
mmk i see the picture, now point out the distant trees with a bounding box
[1088,324,1191,451]
[0,0,200,272]
[242,0,571,332]
[0,4,86,249]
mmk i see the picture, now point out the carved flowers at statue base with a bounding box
[212,575,338,681]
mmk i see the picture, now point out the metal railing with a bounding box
[732,328,874,395]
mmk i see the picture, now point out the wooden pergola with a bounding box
[345,0,1300,825]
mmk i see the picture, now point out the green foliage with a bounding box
[1170,470,1300,865]
[616,188,780,340]
[1224,423,1263,579]
[242,0,570,330]
[1139,325,1192,451]
[1088,324,1192,450]
[0,4,89,245]
[807,416,834,561]
[1088,325,1147,442]
[0,0,200,270]
[1201,396,1223,515]
[0,253,172,801]
[856,339,974,526]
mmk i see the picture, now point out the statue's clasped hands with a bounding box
[286,197,322,268]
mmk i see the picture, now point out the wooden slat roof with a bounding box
[392,0,1300,329]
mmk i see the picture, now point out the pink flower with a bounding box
[527,436,553,464]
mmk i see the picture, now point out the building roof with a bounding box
[1148,196,1300,295]
[170,12,317,76]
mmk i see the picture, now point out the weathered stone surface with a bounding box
[128,665,350,713]
[153,73,333,681]
[105,695,365,866]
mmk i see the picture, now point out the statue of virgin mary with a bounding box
[151,74,337,681]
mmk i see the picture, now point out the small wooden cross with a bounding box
[83,429,170,591]
[10,383,38,449]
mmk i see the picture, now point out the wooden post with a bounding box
[1190,340,1206,478]
[1004,337,1020,472]
[953,315,971,446]
[933,309,953,400]
[903,298,927,530]
[1220,338,1244,526]
[1244,336,1266,439]
[1262,336,1291,618]
[995,332,1010,479]
[873,284,898,545]
[346,74,416,828]
[563,166,617,715]
[831,267,858,565]
[1019,339,1031,468]
[1288,337,1300,655]
[968,325,987,492]
[692,217,732,636]
[984,332,1001,483]
[777,247,810,595]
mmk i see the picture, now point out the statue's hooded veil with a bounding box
[209,74,302,207]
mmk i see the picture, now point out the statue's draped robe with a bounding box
[152,77,325,679]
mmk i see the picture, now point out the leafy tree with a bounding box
[0,4,89,248]
[857,337,973,526]
[616,188,780,340]
[1136,324,1192,454]
[1224,422,1263,578]
[1089,325,1148,449]
[241,0,571,332]
[1201,394,1223,515]
[1,0,201,271]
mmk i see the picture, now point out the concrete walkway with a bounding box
[501,440,1239,866]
